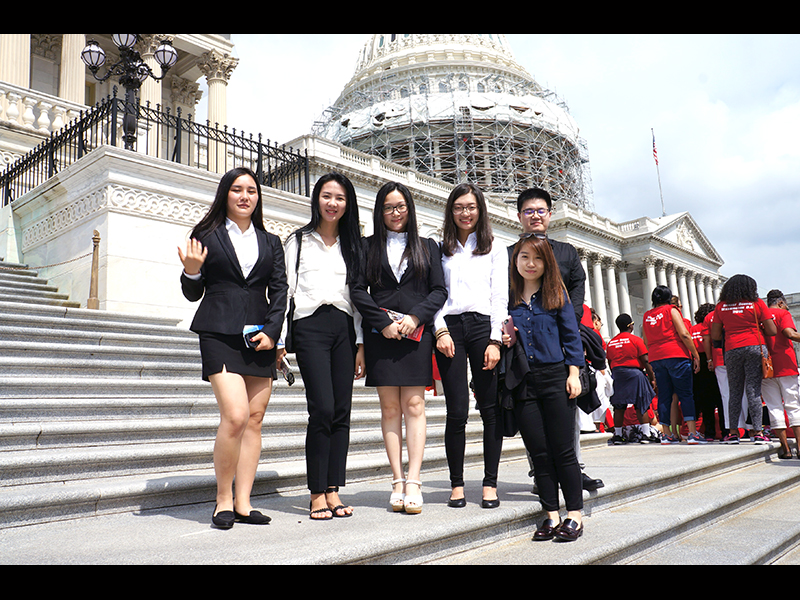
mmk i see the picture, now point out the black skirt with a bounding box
[609,366,655,412]
[364,326,434,388]
[198,332,277,382]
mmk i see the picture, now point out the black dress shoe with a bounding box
[582,473,604,491]
[533,518,560,541]
[481,498,500,509]
[555,518,584,542]
[234,509,272,524]
[212,506,235,530]
[448,497,467,508]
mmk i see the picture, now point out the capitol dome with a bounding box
[314,34,593,208]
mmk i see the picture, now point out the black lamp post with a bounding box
[81,34,179,150]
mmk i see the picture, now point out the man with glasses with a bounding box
[511,188,604,492]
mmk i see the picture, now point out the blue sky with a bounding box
[207,34,800,296]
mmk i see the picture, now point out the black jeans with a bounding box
[294,305,356,494]
[514,363,583,512]
[434,312,503,489]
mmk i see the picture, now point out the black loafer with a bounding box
[582,473,604,491]
[234,509,272,525]
[533,518,560,541]
[448,497,467,508]
[555,518,584,542]
[212,506,235,530]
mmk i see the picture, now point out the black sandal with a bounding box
[309,496,333,521]
[326,486,353,518]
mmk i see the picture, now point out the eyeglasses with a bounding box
[519,232,547,241]
[383,203,408,215]
[452,205,478,215]
[521,208,551,217]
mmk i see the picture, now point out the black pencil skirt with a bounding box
[364,326,434,388]
[198,332,277,382]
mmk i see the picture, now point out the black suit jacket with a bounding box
[181,225,288,342]
[351,236,448,333]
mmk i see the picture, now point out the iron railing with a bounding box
[1,88,311,206]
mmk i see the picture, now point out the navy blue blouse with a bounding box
[509,290,585,368]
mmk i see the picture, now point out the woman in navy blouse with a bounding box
[502,233,585,542]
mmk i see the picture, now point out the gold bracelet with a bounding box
[435,328,450,339]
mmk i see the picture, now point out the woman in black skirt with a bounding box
[179,167,288,529]
[351,182,447,514]
[277,173,366,521]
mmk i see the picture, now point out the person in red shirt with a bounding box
[762,290,800,458]
[607,313,659,444]
[711,274,777,444]
[642,285,704,445]
[692,304,724,440]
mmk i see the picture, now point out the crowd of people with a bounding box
[594,277,800,458]
[178,168,799,544]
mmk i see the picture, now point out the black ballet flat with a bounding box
[448,497,466,508]
[212,506,235,530]
[481,498,500,509]
[234,509,272,525]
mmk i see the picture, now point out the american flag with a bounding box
[652,131,659,166]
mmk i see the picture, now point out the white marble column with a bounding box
[677,268,691,320]
[199,49,239,173]
[643,257,658,304]
[0,34,30,88]
[605,258,620,330]
[59,34,86,105]
[687,271,699,320]
[617,262,632,319]
[668,266,679,299]
[656,260,668,287]
[579,249,592,309]
[696,275,707,306]
[592,255,609,339]
[705,279,715,306]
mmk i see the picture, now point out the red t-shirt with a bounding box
[713,299,773,351]
[643,304,690,361]
[691,321,707,354]
[765,307,798,377]
[607,332,648,369]
[703,310,724,367]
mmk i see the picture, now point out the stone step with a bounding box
[0,431,531,529]
[428,442,800,566]
[0,300,183,329]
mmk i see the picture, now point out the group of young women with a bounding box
[179,168,586,542]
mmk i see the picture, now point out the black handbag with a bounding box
[284,232,302,354]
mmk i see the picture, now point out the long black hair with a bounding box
[191,167,265,241]
[718,274,759,304]
[441,183,493,257]
[296,172,362,281]
[366,182,430,286]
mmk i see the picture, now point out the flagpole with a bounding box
[652,128,666,217]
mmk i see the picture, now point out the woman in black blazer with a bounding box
[179,167,288,529]
[351,182,447,514]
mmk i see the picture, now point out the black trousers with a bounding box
[294,305,356,494]
[514,363,583,513]
[434,312,503,489]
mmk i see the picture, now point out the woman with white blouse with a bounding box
[434,183,508,509]
[351,182,447,514]
[277,173,366,521]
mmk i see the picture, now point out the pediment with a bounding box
[650,213,723,264]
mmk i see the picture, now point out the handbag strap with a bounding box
[752,301,768,356]
[293,230,302,291]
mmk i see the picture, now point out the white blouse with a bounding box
[281,230,363,345]
[433,232,508,342]
[225,218,258,279]
[386,231,409,282]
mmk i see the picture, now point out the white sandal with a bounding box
[404,480,423,514]
[390,478,405,512]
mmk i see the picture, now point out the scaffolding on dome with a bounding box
[313,66,594,210]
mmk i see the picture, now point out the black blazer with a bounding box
[351,236,447,333]
[181,225,288,342]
